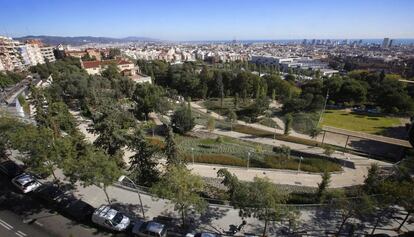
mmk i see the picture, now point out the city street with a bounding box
[0,210,56,237]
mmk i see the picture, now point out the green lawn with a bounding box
[321,110,402,134]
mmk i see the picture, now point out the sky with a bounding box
[1,0,414,41]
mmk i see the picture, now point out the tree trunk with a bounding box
[336,217,349,237]
[181,207,186,228]
[372,208,388,235]
[103,186,111,204]
[397,212,411,231]
[262,218,268,237]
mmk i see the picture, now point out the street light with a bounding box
[118,175,146,219]
[297,156,303,173]
[247,151,251,169]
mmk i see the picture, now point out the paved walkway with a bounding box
[73,109,392,188]
[193,125,392,188]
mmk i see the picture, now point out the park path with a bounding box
[192,125,392,188]
[72,110,392,188]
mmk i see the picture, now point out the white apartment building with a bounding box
[0,36,24,71]
[40,46,56,62]
[0,59,4,71]
[18,43,45,66]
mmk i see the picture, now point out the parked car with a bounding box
[132,220,167,237]
[186,233,221,237]
[91,205,130,231]
[33,184,65,207]
[58,196,95,222]
[11,173,42,193]
[0,160,24,179]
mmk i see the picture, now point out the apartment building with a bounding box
[0,59,4,71]
[18,40,45,66]
[40,46,56,62]
[0,36,24,71]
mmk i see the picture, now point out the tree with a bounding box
[207,117,215,132]
[332,191,375,237]
[76,146,121,204]
[394,181,414,231]
[171,105,195,134]
[164,126,182,167]
[108,48,121,59]
[316,170,331,202]
[234,93,239,109]
[90,101,135,159]
[271,89,276,102]
[284,114,293,135]
[128,129,160,186]
[364,164,381,194]
[310,126,322,139]
[151,166,206,227]
[10,125,77,183]
[236,177,288,237]
[227,109,238,131]
[132,83,166,120]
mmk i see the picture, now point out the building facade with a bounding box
[0,36,24,71]
[40,46,56,62]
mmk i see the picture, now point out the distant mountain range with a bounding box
[15,35,159,46]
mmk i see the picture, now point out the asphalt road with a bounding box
[0,210,57,237]
[0,174,127,237]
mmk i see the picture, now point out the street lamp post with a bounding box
[118,175,146,219]
[247,151,251,169]
[297,156,303,173]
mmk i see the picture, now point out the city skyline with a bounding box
[1,0,414,41]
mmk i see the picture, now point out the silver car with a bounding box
[11,173,42,193]
[91,205,130,231]
[132,220,167,237]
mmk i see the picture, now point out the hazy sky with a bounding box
[1,0,413,40]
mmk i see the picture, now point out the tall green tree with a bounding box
[164,126,181,167]
[76,146,122,204]
[132,83,166,120]
[227,109,238,131]
[128,129,160,186]
[171,105,195,134]
[316,170,331,202]
[151,166,206,227]
[284,114,293,135]
[89,101,134,159]
[237,177,288,237]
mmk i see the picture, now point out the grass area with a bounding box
[177,134,341,172]
[232,124,321,147]
[321,109,402,134]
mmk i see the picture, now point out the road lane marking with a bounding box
[0,218,13,229]
[0,221,12,230]
[34,221,44,226]
[15,232,25,237]
[17,231,27,236]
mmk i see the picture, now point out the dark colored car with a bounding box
[0,160,24,178]
[58,196,95,222]
[33,184,65,207]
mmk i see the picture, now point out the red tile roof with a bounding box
[82,60,101,69]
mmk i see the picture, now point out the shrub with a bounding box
[182,153,247,167]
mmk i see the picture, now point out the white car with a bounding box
[11,173,42,193]
[91,205,130,231]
